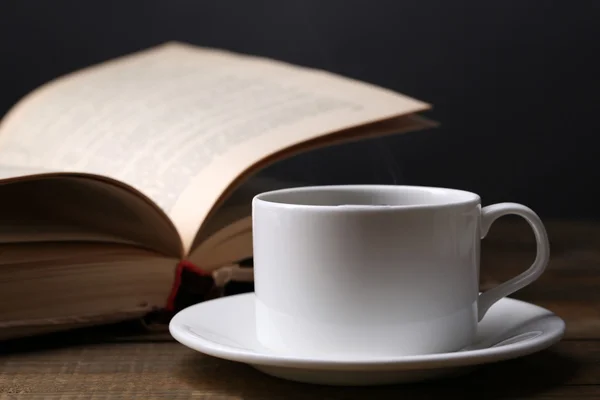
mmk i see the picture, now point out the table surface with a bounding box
[1,219,599,399]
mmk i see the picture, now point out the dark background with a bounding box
[1,0,598,219]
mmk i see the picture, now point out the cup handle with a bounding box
[477,202,550,321]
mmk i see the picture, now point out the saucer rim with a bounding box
[169,293,565,371]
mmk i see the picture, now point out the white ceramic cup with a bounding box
[252,185,550,358]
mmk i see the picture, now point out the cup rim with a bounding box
[253,184,481,211]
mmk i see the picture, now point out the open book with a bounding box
[0,42,435,340]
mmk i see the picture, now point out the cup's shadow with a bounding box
[175,347,579,400]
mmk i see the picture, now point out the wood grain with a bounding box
[0,340,599,399]
[1,219,599,398]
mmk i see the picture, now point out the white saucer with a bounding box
[169,293,565,386]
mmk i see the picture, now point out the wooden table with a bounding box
[1,219,599,399]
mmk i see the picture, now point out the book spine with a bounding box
[143,260,255,329]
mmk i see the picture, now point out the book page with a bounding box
[0,42,430,254]
[0,174,183,257]
[0,164,57,180]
